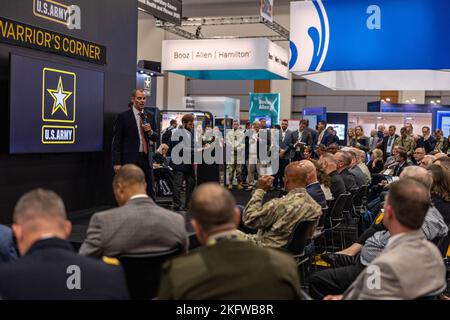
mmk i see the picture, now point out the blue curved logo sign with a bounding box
[290,0,330,72]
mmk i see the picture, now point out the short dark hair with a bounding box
[282,119,289,123]
[387,179,430,229]
[300,119,308,126]
[189,183,236,232]
[113,164,146,187]
[400,127,407,134]
[170,119,177,125]
[397,150,407,161]
[182,113,195,124]
[131,89,145,97]
[318,120,327,126]
[389,125,396,130]
[13,189,66,224]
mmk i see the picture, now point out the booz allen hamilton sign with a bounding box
[138,0,182,26]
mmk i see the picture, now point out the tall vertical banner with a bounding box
[249,93,280,126]
[290,0,450,72]
[260,0,274,22]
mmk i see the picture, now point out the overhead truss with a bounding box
[155,16,289,42]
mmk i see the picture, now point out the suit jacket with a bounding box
[0,225,17,263]
[80,197,188,258]
[158,238,301,299]
[306,127,318,147]
[306,182,327,208]
[344,230,446,300]
[170,128,196,173]
[340,168,357,192]
[289,130,313,152]
[381,134,399,160]
[0,238,129,300]
[349,166,367,187]
[417,136,436,154]
[279,129,295,159]
[318,131,335,147]
[393,161,409,177]
[329,171,346,199]
[112,108,158,166]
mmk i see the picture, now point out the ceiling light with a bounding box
[437,100,441,103]
[431,100,436,104]
[381,99,385,103]
[411,98,416,102]
[405,100,410,103]
[386,98,391,102]
[406,117,413,120]
[377,116,383,120]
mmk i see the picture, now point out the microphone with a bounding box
[139,112,148,125]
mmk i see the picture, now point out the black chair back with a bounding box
[285,220,317,256]
[353,185,368,208]
[329,192,351,223]
[118,248,182,300]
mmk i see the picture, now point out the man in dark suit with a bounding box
[334,151,357,192]
[393,149,410,176]
[80,165,188,258]
[158,183,302,299]
[299,160,327,208]
[319,153,346,199]
[316,121,334,146]
[289,119,313,161]
[276,119,294,189]
[348,149,369,187]
[381,125,399,161]
[170,113,198,211]
[417,126,435,154]
[305,119,318,148]
[0,189,129,300]
[112,89,159,199]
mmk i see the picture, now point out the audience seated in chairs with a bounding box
[310,166,448,299]
[153,143,174,196]
[311,159,333,201]
[334,151,358,192]
[299,160,328,208]
[242,162,322,248]
[430,161,450,225]
[0,225,18,263]
[158,183,302,300]
[0,189,129,300]
[325,178,447,300]
[79,164,188,258]
[318,153,346,200]
[367,148,384,174]
[347,148,369,187]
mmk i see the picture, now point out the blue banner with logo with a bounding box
[290,0,450,72]
[249,93,280,126]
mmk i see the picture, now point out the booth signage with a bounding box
[138,0,182,26]
[0,16,106,65]
[162,38,289,80]
[290,0,450,72]
[249,93,280,125]
[33,0,81,30]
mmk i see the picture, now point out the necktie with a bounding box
[139,113,149,154]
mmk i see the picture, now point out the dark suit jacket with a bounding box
[417,136,436,154]
[306,182,327,208]
[340,168,357,192]
[381,134,399,160]
[170,128,195,173]
[306,127,318,147]
[288,130,313,152]
[393,161,409,177]
[329,171,346,199]
[319,131,335,147]
[158,239,301,299]
[79,197,188,258]
[112,108,158,166]
[350,165,368,187]
[279,129,294,159]
[0,238,129,300]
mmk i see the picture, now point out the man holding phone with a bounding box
[288,120,313,161]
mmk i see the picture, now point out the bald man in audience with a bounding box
[0,189,129,299]
[243,162,322,248]
[299,160,327,208]
[319,154,346,199]
[158,183,302,299]
[80,164,187,258]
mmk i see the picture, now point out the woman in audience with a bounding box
[312,160,333,201]
[430,162,450,224]
[368,148,384,174]
[303,146,312,161]
[153,144,174,194]
[354,125,370,152]
[347,127,356,147]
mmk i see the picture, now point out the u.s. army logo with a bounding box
[42,68,76,144]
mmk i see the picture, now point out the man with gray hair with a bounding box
[80,164,187,258]
[334,151,357,191]
[420,155,436,169]
[310,166,448,299]
[348,148,369,187]
[0,189,129,299]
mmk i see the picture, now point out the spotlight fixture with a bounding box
[437,100,441,104]
[386,98,391,102]
[411,98,416,103]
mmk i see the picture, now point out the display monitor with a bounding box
[328,123,346,141]
[9,54,104,153]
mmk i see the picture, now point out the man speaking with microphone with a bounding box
[112,89,158,199]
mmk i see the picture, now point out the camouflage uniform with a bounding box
[226,129,245,186]
[394,136,416,156]
[243,188,322,248]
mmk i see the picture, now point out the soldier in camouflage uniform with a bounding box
[226,120,245,190]
[394,127,416,157]
[243,162,322,248]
